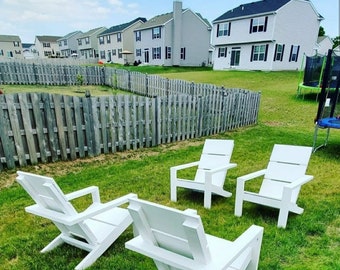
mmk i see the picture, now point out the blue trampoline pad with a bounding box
[317,117,340,129]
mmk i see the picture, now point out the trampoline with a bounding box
[298,52,340,97]
[313,49,340,152]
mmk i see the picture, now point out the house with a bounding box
[0,35,23,60]
[134,0,211,66]
[316,36,334,55]
[58,31,83,58]
[212,0,323,71]
[34,36,62,58]
[22,43,36,59]
[77,27,106,60]
[98,17,147,64]
[334,45,340,56]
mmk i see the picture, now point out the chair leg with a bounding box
[234,180,245,217]
[203,190,212,209]
[278,208,289,229]
[170,175,177,202]
[41,234,64,253]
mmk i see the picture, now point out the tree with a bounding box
[332,36,340,49]
[318,26,325,36]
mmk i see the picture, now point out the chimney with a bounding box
[173,0,182,66]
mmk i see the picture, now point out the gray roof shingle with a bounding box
[99,17,147,36]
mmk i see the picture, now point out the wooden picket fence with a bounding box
[0,62,261,171]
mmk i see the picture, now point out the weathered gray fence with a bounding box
[0,90,260,171]
[0,62,261,171]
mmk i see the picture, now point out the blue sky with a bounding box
[0,0,338,43]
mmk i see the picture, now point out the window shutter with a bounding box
[273,44,278,61]
[250,45,254,61]
[264,16,268,32]
[249,19,253,33]
[217,24,220,37]
[184,48,186,60]
[264,44,269,61]
[228,22,231,36]
[225,47,228,57]
[165,46,167,59]
[281,45,285,61]
[289,45,293,62]
[295,45,300,62]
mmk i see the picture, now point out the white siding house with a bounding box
[58,31,83,58]
[0,35,23,60]
[134,0,211,66]
[212,0,323,71]
[98,17,147,65]
[316,36,334,56]
[77,27,106,60]
[34,36,62,58]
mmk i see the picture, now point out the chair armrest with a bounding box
[285,175,314,189]
[237,169,266,183]
[26,193,137,226]
[206,163,237,174]
[65,186,100,203]
[170,161,200,172]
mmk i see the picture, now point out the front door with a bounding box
[144,50,149,63]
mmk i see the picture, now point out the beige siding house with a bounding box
[0,35,23,60]
[77,27,106,60]
[98,17,147,64]
[34,36,62,58]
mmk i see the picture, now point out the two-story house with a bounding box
[58,31,83,58]
[134,0,211,66]
[34,36,62,58]
[77,27,106,60]
[98,17,147,64]
[0,35,23,60]
[212,0,323,71]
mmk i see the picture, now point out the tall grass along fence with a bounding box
[0,62,261,171]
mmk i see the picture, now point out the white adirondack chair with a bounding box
[170,139,237,209]
[234,144,313,228]
[125,197,263,270]
[16,171,136,270]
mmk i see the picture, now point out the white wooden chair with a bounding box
[234,144,313,228]
[170,139,237,209]
[125,197,263,270]
[16,171,136,270]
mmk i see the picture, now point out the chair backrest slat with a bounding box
[128,198,211,264]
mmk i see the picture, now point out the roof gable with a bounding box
[214,0,291,22]
[99,17,147,36]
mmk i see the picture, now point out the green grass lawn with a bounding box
[0,68,339,269]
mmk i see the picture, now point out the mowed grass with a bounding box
[0,68,339,269]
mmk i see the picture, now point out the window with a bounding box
[78,39,82,46]
[136,49,142,57]
[106,35,111,44]
[136,31,141,41]
[0,49,3,56]
[44,51,51,57]
[100,50,105,59]
[274,44,285,61]
[249,16,268,33]
[43,42,51,48]
[64,40,67,46]
[152,47,161,59]
[165,46,171,59]
[218,47,227,57]
[251,44,268,61]
[180,47,186,60]
[152,27,161,39]
[112,49,116,56]
[13,41,20,47]
[118,48,122,58]
[117,33,122,42]
[217,22,231,37]
[58,41,62,46]
[289,45,300,62]
[99,36,104,45]
[85,37,90,45]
